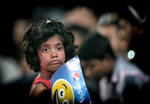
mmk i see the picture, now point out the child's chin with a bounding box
[51,65,61,72]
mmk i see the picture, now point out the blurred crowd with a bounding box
[0,1,150,104]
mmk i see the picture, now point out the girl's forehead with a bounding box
[43,35,63,44]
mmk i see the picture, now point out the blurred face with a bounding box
[118,19,138,44]
[38,35,65,74]
[12,19,29,45]
[63,6,97,29]
[81,59,113,80]
[98,25,122,55]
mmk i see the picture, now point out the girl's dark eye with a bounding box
[43,47,49,52]
[57,46,63,51]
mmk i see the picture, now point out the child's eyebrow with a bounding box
[40,44,51,48]
[56,43,63,46]
[40,42,63,48]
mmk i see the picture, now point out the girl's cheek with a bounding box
[39,53,48,62]
[62,52,66,63]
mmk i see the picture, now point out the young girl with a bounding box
[21,18,78,104]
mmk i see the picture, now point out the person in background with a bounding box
[96,5,150,76]
[96,12,128,59]
[0,18,29,86]
[21,18,78,104]
[12,18,34,75]
[66,24,89,53]
[1,18,36,104]
[63,5,98,31]
[78,31,149,104]
[0,55,23,85]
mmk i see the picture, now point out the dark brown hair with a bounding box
[22,18,78,72]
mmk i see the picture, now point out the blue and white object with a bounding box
[51,55,92,104]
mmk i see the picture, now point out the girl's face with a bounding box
[38,35,65,73]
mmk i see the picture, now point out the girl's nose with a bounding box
[51,49,58,58]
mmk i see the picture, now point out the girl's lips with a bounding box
[50,60,61,65]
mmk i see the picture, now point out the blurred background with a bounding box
[0,0,149,57]
[0,0,149,104]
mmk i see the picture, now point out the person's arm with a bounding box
[29,83,51,104]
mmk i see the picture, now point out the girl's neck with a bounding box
[37,69,53,80]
